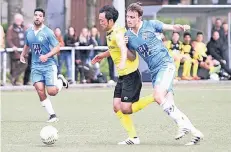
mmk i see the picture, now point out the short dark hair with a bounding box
[99,5,118,23]
[34,8,45,17]
[127,2,143,17]
[197,32,203,35]
[183,32,191,38]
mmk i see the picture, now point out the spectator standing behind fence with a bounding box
[90,26,101,80]
[223,23,229,46]
[212,18,225,45]
[54,27,65,75]
[62,26,77,84]
[207,31,231,77]
[90,26,101,58]
[7,13,27,85]
[222,22,229,62]
[76,28,94,83]
[0,25,5,86]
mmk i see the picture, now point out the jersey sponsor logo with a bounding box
[32,43,42,55]
[137,43,150,57]
[142,32,148,40]
[142,31,155,40]
[108,46,115,49]
[38,36,44,42]
[123,96,128,101]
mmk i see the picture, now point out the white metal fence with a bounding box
[0,46,109,84]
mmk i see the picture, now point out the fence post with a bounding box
[3,52,7,85]
[71,47,75,83]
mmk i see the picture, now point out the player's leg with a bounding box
[113,78,139,145]
[192,59,200,80]
[120,70,154,114]
[34,82,58,122]
[181,55,192,80]
[165,91,204,145]
[46,65,68,96]
[31,68,58,122]
[153,63,203,145]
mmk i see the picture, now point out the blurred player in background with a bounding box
[20,8,68,122]
[92,5,154,145]
[125,2,204,145]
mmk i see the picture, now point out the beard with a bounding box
[34,20,42,26]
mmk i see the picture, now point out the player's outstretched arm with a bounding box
[20,45,30,63]
[116,32,128,70]
[91,50,110,64]
[163,24,190,32]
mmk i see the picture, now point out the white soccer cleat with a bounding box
[58,74,69,88]
[118,137,140,145]
[185,130,204,146]
[47,114,59,123]
[175,127,191,140]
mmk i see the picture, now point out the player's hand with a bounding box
[221,59,226,64]
[39,54,48,62]
[117,61,126,70]
[91,54,103,64]
[183,25,190,31]
[124,36,129,44]
[20,54,26,64]
[12,46,18,51]
[75,59,81,64]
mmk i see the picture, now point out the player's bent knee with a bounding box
[153,87,166,104]
[121,108,132,114]
[47,90,58,96]
[47,87,59,96]
[120,102,133,114]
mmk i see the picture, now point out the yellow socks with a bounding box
[175,60,180,77]
[132,94,154,113]
[183,60,191,77]
[192,60,199,77]
[116,111,137,138]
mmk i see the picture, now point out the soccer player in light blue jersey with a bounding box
[20,8,68,123]
[125,3,203,145]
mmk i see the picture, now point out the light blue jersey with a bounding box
[25,25,58,68]
[126,20,175,90]
[25,25,59,86]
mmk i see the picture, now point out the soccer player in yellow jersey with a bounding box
[181,32,200,80]
[92,5,154,145]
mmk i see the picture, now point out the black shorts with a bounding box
[114,70,142,103]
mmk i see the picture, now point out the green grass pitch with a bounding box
[1,83,231,152]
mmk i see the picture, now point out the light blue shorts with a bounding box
[31,65,58,86]
[151,63,175,92]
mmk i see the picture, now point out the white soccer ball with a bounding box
[40,125,58,145]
